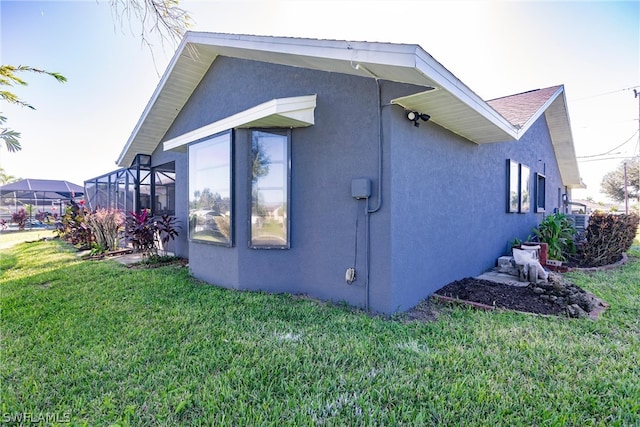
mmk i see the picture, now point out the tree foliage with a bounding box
[0,65,67,108]
[109,0,192,52]
[1,1,191,155]
[0,167,18,185]
[0,65,67,153]
[600,158,640,203]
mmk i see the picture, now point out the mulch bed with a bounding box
[419,254,636,319]
[127,258,189,269]
[81,248,133,260]
[429,273,609,319]
[434,278,564,316]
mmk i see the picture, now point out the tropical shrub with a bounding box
[125,210,156,256]
[55,200,93,248]
[11,208,27,230]
[531,213,576,261]
[124,211,180,257]
[570,212,639,267]
[85,208,125,253]
[155,214,179,256]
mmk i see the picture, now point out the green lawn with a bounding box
[1,240,639,425]
[0,229,56,250]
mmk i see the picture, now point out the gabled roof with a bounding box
[488,86,562,129]
[116,32,582,188]
[488,86,583,187]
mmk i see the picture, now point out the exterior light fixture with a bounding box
[406,111,431,127]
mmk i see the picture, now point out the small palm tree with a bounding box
[0,167,17,184]
[0,65,67,153]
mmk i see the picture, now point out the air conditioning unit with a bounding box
[567,214,589,230]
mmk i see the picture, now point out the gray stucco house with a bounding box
[113,32,583,314]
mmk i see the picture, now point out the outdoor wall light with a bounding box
[406,111,431,127]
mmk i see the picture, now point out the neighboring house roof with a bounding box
[116,32,583,188]
[0,179,85,201]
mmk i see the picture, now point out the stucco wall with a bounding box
[162,56,393,310]
[387,100,564,311]
[156,56,567,314]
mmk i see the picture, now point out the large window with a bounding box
[188,132,233,245]
[250,130,290,248]
[507,159,531,213]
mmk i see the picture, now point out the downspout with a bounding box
[356,65,383,312]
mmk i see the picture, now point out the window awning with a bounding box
[163,94,317,151]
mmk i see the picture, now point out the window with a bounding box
[506,159,531,213]
[250,130,290,248]
[507,160,519,213]
[188,132,233,245]
[520,164,531,213]
[535,173,546,213]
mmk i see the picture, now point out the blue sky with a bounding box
[1,0,638,202]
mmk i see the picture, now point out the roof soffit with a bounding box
[543,93,583,188]
[117,32,582,188]
[118,33,524,167]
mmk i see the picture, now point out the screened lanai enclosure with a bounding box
[84,155,175,216]
[0,179,85,227]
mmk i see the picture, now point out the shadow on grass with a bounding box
[0,253,18,275]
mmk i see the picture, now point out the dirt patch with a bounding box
[434,277,564,315]
[427,272,608,319]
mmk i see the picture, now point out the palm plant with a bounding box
[531,213,577,261]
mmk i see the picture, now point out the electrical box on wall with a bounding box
[351,178,371,199]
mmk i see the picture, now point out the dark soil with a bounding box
[427,273,606,319]
[435,278,564,316]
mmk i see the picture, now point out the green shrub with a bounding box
[531,213,576,261]
[571,212,640,267]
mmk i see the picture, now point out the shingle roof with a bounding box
[487,85,563,128]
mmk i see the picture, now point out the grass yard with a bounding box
[0,229,56,250]
[1,240,639,425]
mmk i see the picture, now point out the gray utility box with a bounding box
[351,178,371,199]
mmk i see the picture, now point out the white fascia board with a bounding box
[116,37,214,167]
[187,32,418,65]
[163,95,317,151]
[116,37,188,166]
[413,48,519,139]
[519,85,565,136]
